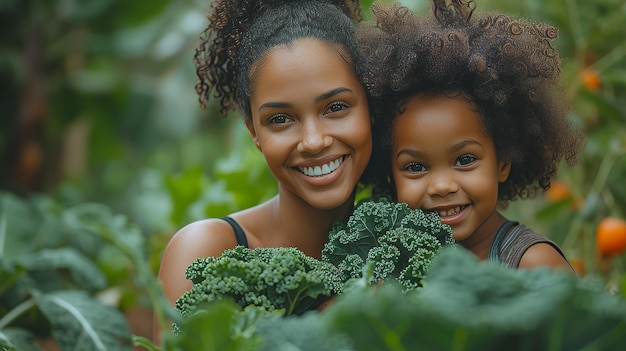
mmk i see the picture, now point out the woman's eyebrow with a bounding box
[316,87,352,102]
[258,101,291,112]
[258,87,354,112]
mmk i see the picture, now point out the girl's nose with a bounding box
[296,119,333,154]
[427,173,459,197]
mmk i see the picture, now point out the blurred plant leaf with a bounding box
[19,248,107,292]
[0,328,41,351]
[33,290,132,351]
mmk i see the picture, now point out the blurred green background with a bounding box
[1,0,625,348]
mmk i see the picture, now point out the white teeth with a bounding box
[438,206,462,217]
[298,156,344,177]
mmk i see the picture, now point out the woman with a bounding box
[155,0,372,341]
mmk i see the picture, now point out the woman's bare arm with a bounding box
[152,219,239,343]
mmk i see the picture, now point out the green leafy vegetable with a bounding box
[175,246,341,323]
[157,247,626,351]
[163,300,261,351]
[322,247,626,351]
[322,198,454,292]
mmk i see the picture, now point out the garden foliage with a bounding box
[0,191,176,351]
[155,247,626,351]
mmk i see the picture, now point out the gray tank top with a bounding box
[488,221,572,270]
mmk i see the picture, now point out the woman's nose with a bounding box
[296,119,333,154]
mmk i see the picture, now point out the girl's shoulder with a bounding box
[496,223,574,272]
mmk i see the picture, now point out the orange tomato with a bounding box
[596,217,626,256]
[545,180,572,203]
[579,67,601,92]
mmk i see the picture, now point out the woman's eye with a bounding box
[456,154,477,166]
[267,114,291,125]
[325,102,349,114]
[404,162,426,173]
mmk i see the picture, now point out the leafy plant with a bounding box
[0,191,176,351]
[0,192,131,350]
[175,246,341,322]
[322,198,455,292]
[140,247,626,351]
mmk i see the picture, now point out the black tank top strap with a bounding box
[488,221,519,263]
[221,216,249,248]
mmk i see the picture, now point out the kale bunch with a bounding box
[175,246,341,320]
[322,198,454,292]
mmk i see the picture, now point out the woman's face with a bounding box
[247,38,372,210]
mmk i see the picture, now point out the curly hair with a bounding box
[194,0,363,119]
[359,0,583,205]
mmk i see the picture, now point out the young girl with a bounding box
[359,0,583,271]
[155,0,372,340]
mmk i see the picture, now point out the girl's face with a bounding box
[391,95,511,245]
[246,38,372,210]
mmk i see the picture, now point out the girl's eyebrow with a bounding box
[395,139,482,160]
[258,87,353,112]
[396,148,424,160]
[450,139,482,153]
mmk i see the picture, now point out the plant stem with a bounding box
[0,298,36,330]
[565,0,585,63]
[577,321,626,351]
[0,213,6,258]
[561,149,620,250]
[451,327,468,351]
[591,40,626,74]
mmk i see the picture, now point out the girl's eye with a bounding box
[325,102,349,114]
[267,114,292,125]
[404,162,426,173]
[456,154,477,166]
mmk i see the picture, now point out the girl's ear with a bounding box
[245,118,262,152]
[498,161,512,183]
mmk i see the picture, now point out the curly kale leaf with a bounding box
[175,246,341,321]
[322,198,454,292]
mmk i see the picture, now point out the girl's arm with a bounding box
[518,243,576,274]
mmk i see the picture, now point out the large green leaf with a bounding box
[20,248,107,292]
[33,290,132,351]
[163,299,259,351]
[0,193,44,261]
[0,328,41,351]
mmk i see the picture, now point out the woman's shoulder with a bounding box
[168,218,241,257]
[158,217,244,308]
